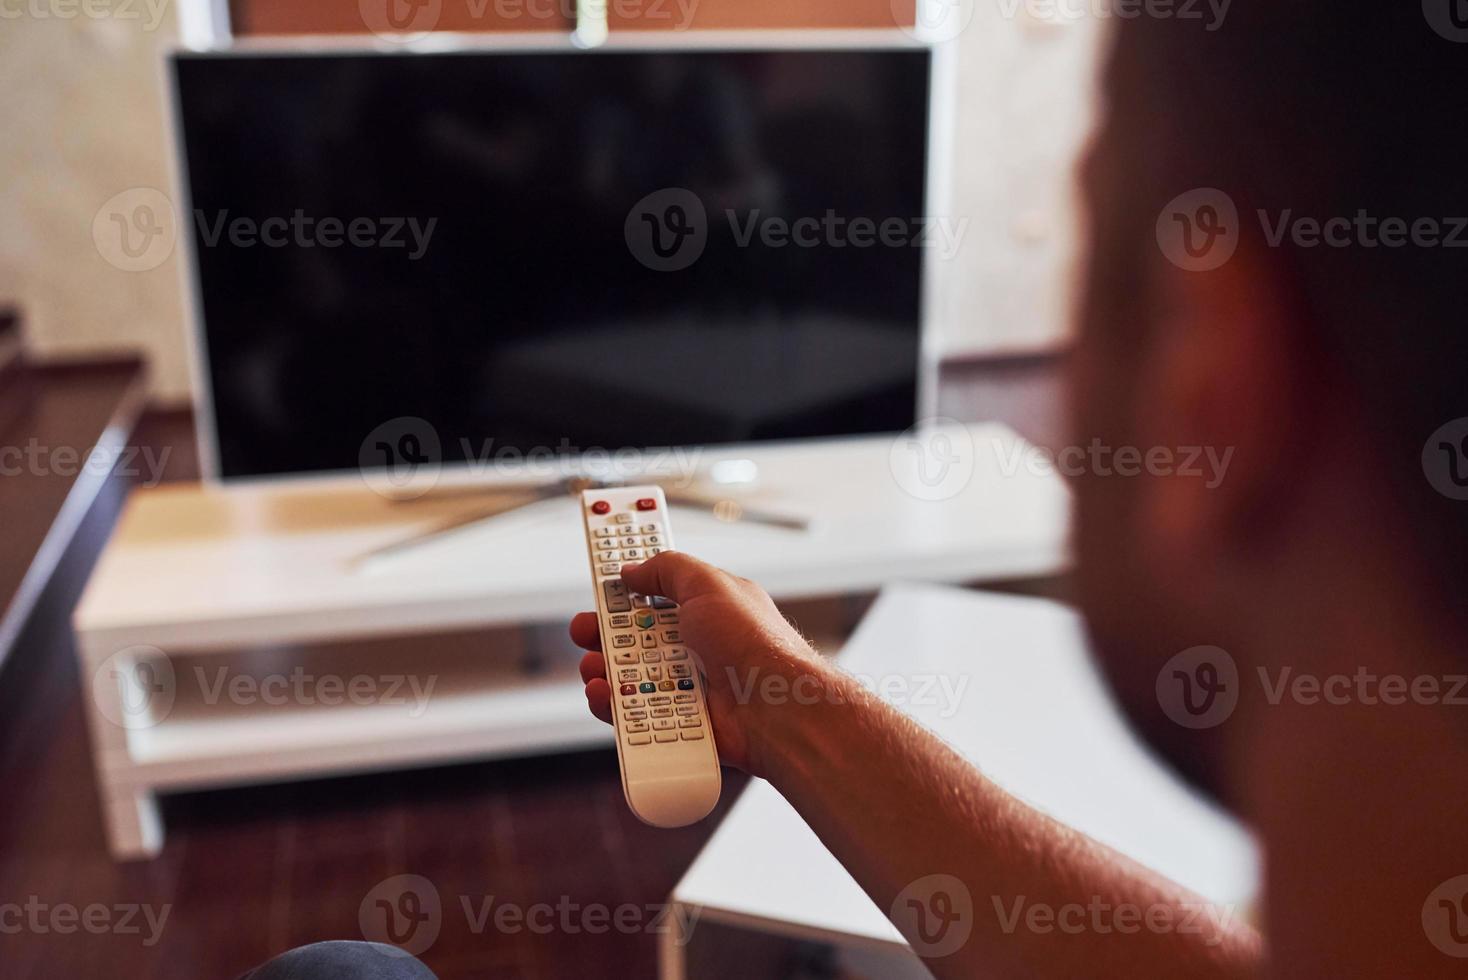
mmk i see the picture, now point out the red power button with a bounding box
[636,497,657,511]
[591,500,611,515]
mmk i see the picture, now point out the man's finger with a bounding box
[569,611,602,651]
[620,551,728,604]
[578,650,607,685]
[584,678,613,725]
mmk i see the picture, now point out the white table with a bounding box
[72,423,1070,859]
[664,585,1259,978]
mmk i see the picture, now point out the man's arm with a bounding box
[572,552,1261,979]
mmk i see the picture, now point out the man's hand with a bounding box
[570,551,826,777]
[571,552,1260,979]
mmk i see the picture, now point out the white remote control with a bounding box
[580,486,721,827]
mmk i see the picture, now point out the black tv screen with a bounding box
[172,45,931,479]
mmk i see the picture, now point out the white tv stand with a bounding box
[73,423,1069,859]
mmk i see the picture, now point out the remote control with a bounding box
[580,486,721,827]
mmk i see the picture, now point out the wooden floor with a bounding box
[0,355,1064,979]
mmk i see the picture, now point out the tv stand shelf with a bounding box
[73,423,1069,859]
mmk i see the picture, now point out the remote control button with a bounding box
[677,679,695,691]
[624,548,644,560]
[624,710,647,721]
[648,696,672,706]
[674,694,695,704]
[619,683,636,696]
[639,682,656,694]
[656,611,678,624]
[651,596,676,609]
[637,498,657,511]
[613,651,638,665]
[634,610,656,629]
[609,613,632,629]
[645,535,663,546]
[619,537,642,549]
[599,563,620,575]
[645,666,664,681]
[676,705,698,716]
[680,730,704,741]
[679,718,702,728]
[639,523,659,533]
[669,664,691,679]
[594,526,616,538]
[618,668,641,682]
[617,523,636,535]
[655,732,678,743]
[659,680,676,692]
[640,633,657,648]
[641,651,662,664]
[603,581,630,612]
[612,634,635,648]
[592,500,611,515]
[665,647,688,661]
[660,629,682,644]
[614,514,634,525]
[653,718,675,730]
[627,723,650,734]
[629,734,652,745]
[599,548,623,560]
[624,697,644,707]
[652,707,673,718]
[632,595,651,608]
[648,547,664,556]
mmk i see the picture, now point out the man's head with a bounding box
[1070,4,1468,798]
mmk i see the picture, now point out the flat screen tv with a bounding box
[171,38,934,481]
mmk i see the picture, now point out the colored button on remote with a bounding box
[592,500,610,515]
[639,682,656,694]
[677,679,695,690]
[636,497,657,510]
[620,683,637,696]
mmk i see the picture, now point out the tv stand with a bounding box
[73,423,1069,859]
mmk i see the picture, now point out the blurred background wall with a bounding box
[0,8,191,397]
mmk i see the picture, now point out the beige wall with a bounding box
[0,8,194,401]
[934,7,1101,357]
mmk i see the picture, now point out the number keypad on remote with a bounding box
[583,491,711,752]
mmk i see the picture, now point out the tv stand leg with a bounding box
[102,786,163,860]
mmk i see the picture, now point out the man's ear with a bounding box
[1132,244,1308,578]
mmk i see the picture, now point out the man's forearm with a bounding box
[750,660,1262,979]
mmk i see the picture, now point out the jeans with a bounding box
[242,942,437,979]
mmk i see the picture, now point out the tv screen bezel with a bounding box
[165,30,949,488]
